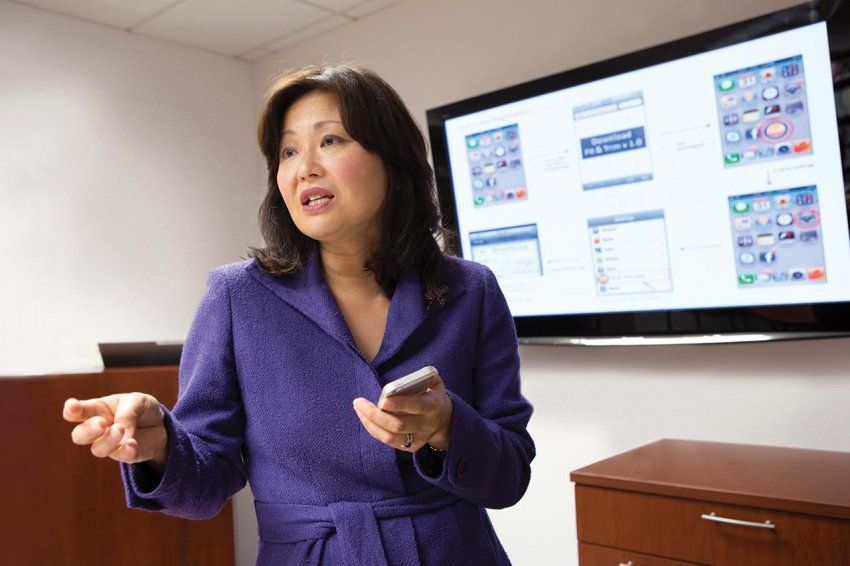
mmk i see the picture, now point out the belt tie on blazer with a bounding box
[254,487,461,565]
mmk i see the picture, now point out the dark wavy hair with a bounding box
[248,64,455,297]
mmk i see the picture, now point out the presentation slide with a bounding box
[443,22,849,317]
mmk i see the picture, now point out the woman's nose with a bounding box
[297,147,324,180]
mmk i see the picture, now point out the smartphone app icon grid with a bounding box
[715,55,813,168]
[728,185,826,287]
[465,124,528,207]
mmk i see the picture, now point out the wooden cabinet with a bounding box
[0,367,235,565]
[571,439,850,565]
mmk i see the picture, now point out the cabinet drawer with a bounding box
[579,542,704,565]
[576,486,850,565]
[705,500,850,565]
[576,486,713,564]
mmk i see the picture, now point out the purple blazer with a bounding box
[120,248,535,565]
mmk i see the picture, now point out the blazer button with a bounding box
[456,457,469,479]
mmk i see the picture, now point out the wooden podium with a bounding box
[571,439,850,565]
[0,366,235,565]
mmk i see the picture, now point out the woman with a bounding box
[63,65,535,565]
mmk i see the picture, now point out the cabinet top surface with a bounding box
[571,439,850,519]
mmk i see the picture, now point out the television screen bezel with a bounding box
[426,1,850,341]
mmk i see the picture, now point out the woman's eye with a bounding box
[281,136,341,159]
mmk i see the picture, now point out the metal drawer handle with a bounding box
[701,511,775,529]
[618,562,633,566]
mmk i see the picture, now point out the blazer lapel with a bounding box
[370,258,467,368]
[246,249,357,352]
[246,250,467,367]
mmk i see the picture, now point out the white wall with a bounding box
[0,1,261,376]
[253,1,850,565]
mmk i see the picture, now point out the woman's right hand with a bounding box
[63,393,168,472]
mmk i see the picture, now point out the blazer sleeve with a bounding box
[119,268,247,520]
[413,266,535,509]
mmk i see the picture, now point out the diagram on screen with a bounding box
[469,224,542,279]
[715,55,813,168]
[465,124,528,208]
[573,92,654,191]
[587,210,673,296]
[728,185,826,287]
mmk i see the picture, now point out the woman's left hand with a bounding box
[352,370,453,453]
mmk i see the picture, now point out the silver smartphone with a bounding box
[377,366,438,409]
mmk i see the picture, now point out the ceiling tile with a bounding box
[12,0,178,28]
[262,14,351,52]
[304,0,363,12]
[237,47,276,62]
[344,0,400,19]
[135,0,329,56]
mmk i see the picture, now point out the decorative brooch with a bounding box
[424,283,449,310]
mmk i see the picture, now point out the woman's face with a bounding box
[277,90,388,250]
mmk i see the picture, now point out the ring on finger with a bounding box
[403,433,414,448]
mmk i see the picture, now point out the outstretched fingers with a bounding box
[63,392,167,465]
[62,396,116,423]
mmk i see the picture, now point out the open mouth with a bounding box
[303,195,334,206]
[300,186,335,208]
[302,193,335,212]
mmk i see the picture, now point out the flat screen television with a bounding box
[427,1,850,345]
